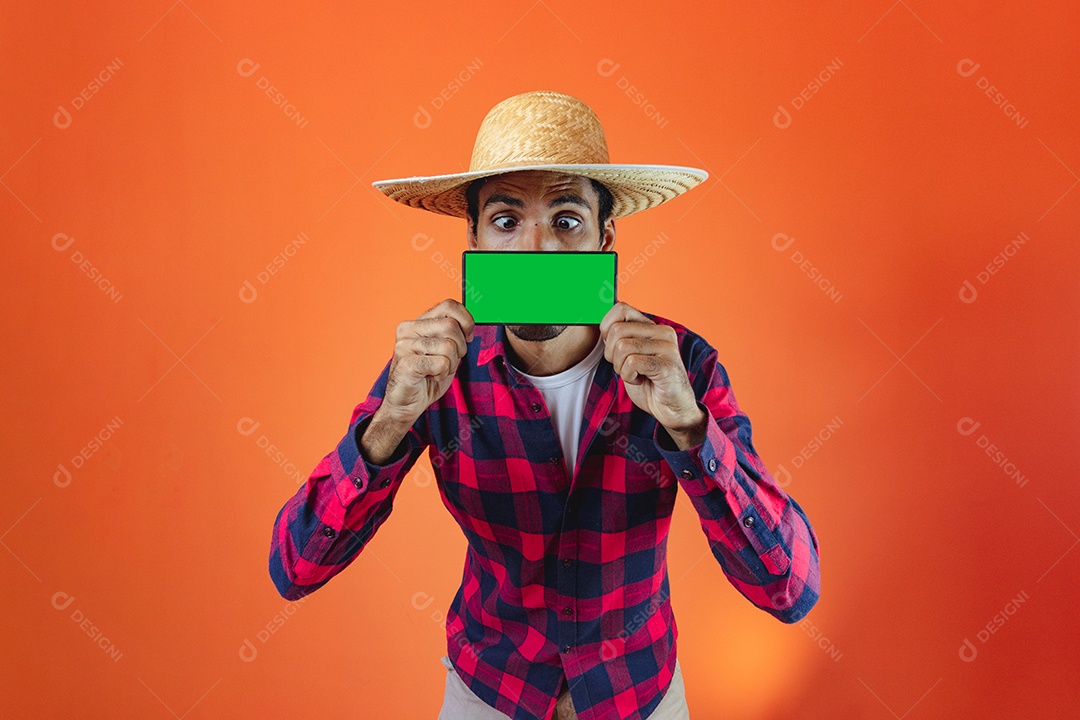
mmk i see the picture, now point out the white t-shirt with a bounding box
[516,334,606,480]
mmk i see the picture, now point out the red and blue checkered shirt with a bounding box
[270,311,821,720]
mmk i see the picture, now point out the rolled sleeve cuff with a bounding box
[333,412,413,507]
[653,402,738,497]
[654,403,792,577]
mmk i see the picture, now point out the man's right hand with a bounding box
[361,299,475,465]
[383,298,475,424]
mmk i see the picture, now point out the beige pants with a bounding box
[436,654,691,719]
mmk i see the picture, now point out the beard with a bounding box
[506,324,567,342]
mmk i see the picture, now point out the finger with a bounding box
[397,336,462,362]
[599,301,651,336]
[418,298,475,343]
[399,353,452,381]
[604,321,676,365]
[620,353,667,385]
[609,336,674,377]
[605,320,672,347]
[410,316,468,359]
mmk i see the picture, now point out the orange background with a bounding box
[2,2,1078,718]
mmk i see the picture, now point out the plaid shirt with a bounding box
[269,312,821,720]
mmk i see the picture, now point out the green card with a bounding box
[462,250,617,325]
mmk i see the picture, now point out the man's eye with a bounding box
[555,216,581,230]
[493,216,517,230]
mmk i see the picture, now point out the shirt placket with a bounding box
[545,362,618,671]
[505,361,582,663]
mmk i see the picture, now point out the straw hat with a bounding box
[371,90,708,220]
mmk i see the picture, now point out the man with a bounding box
[269,90,821,720]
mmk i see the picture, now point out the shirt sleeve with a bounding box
[268,357,429,600]
[652,339,821,623]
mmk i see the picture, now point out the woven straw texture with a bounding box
[372,91,707,219]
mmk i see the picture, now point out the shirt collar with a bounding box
[475,323,609,374]
[475,323,509,367]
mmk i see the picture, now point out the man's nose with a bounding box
[519,220,557,251]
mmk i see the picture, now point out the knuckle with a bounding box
[436,317,455,335]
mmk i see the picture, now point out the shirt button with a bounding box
[549,456,560,465]
[352,478,362,489]
[563,558,573,567]
[562,606,572,616]
[707,457,718,473]
[680,468,694,480]
[563,645,572,653]
[322,526,336,538]
[380,477,391,488]
[530,402,542,412]
[743,515,755,528]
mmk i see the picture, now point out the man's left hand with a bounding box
[600,302,707,449]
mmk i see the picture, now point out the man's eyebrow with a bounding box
[482,194,525,210]
[549,194,591,210]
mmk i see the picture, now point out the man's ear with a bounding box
[599,217,616,251]
[467,220,478,249]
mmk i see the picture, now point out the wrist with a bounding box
[371,402,415,434]
[361,406,413,465]
[665,406,707,450]
[375,403,416,431]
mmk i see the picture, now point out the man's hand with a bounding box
[362,299,474,465]
[600,302,706,449]
[383,298,475,425]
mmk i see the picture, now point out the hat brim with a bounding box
[371,163,708,219]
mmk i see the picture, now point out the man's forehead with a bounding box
[479,171,593,197]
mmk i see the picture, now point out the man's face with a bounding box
[468,170,616,343]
